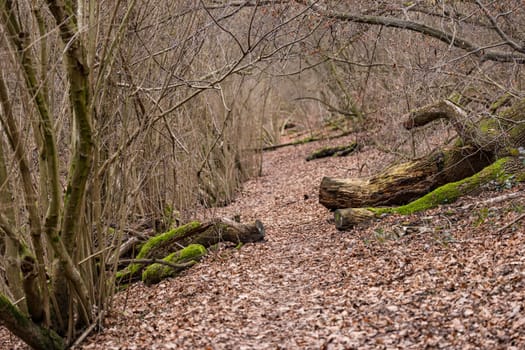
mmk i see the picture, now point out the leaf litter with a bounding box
[1,133,524,349]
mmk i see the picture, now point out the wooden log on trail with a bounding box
[333,156,525,230]
[306,142,360,161]
[116,218,264,283]
[320,145,493,209]
[321,95,525,229]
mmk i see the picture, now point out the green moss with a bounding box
[136,221,202,260]
[141,244,207,285]
[478,119,499,138]
[370,158,512,216]
[118,221,202,279]
[446,92,463,105]
[294,136,316,145]
[0,294,28,326]
[489,93,513,113]
[176,243,207,260]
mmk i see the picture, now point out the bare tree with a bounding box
[0,1,322,348]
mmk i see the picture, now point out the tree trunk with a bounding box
[0,294,64,350]
[334,156,525,230]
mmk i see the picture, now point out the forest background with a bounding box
[0,1,524,349]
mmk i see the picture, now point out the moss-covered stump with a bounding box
[142,244,207,286]
[306,143,360,161]
[117,218,264,282]
[334,156,525,230]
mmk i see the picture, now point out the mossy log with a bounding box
[320,145,493,209]
[306,142,360,161]
[334,156,525,230]
[142,244,207,285]
[117,218,264,282]
[321,97,525,211]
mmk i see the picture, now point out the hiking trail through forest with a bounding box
[3,133,525,349]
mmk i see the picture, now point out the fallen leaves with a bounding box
[1,134,524,349]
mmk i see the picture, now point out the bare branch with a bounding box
[296,0,525,64]
[475,0,525,54]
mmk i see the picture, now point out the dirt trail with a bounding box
[4,134,523,349]
[81,136,525,349]
[81,135,391,349]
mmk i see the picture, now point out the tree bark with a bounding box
[117,219,264,283]
[334,156,525,230]
[0,294,64,350]
[320,145,493,209]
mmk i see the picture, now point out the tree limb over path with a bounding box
[295,0,525,64]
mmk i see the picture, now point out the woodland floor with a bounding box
[2,131,525,349]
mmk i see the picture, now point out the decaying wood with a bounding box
[323,96,525,229]
[334,208,376,230]
[320,145,493,209]
[333,156,525,230]
[138,218,264,260]
[262,131,351,151]
[141,244,207,285]
[404,97,525,155]
[116,218,264,283]
[306,142,360,161]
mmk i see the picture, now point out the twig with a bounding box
[496,212,525,234]
[461,191,525,210]
[70,312,104,349]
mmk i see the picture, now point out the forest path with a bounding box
[82,133,525,349]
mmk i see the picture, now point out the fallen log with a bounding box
[321,95,525,229]
[141,244,207,285]
[320,96,525,210]
[306,142,360,161]
[116,218,264,283]
[320,145,493,209]
[334,156,525,230]
[262,131,351,151]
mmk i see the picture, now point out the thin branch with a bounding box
[295,0,525,64]
[475,0,524,53]
[496,212,525,234]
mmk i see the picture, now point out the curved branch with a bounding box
[296,0,525,64]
